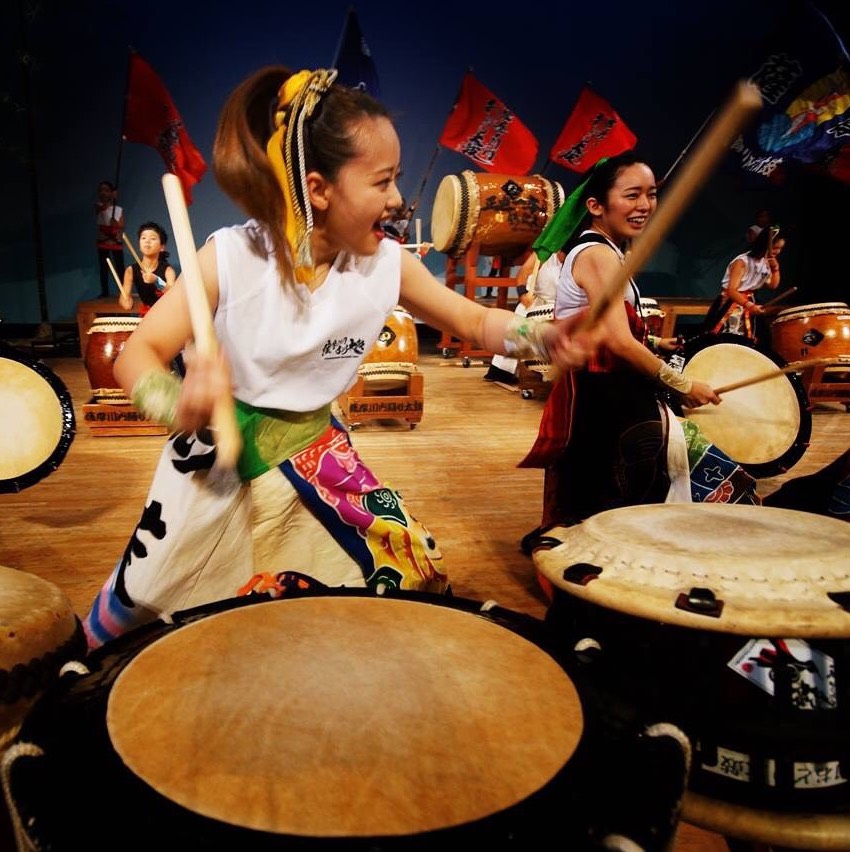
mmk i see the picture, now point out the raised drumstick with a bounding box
[105,257,129,301]
[161,174,242,470]
[122,231,143,268]
[762,286,797,310]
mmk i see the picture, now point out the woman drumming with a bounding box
[703,225,783,340]
[520,152,720,528]
[82,66,595,648]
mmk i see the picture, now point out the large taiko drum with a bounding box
[771,302,850,363]
[358,306,419,391]
[0,342,75,493]
[4,590,692,851]
[533,503,850,825]
[430,171,564,259]
[681,334,811,478]
[84,314,141,401]
[0,565,84,754]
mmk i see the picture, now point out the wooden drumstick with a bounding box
[105,257,129,300]
[122,231,143,268]
[762,286,797,310]
[161,174,242,470]
[712,356,840,395]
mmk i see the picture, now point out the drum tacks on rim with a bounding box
[533,503,850,815]
[430,172,564,259]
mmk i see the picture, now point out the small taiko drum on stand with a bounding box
[639,297,666,338]
[681,334,811,478]
[84,314,141,403]
[533,503,850,848]
[4,590,693,851]
[358,306,419,392]
[0,342,75,493]
[430,171,564,259]
[771,302,850,363]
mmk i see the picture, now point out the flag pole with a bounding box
[661,108,716,185]
[111,47,134,217]
[330,5,354,67]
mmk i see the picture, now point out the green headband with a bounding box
[532,157,609,262]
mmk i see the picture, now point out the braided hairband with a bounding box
[266,68,338,283]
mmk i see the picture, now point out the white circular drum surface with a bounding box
[533,504,850,636]
[0,359,63,481]
[682,343,801,465]
[107,596,584,837]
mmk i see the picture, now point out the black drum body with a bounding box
[546,586,850,814]
[4,590,688,852]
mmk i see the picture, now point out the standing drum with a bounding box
[358,306,419,391]
[771,302,850,363]
[681,334,811,478]
[430,172,564,259]
[533,503,850,817]
[4,590,690,851]
[0,342,75,493]
[84,314,141,402]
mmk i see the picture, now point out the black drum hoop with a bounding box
[680,332,812,478]
[0,341,76,493]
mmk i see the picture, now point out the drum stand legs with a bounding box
[338,372,424,430]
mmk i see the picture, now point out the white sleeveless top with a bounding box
[720,252,770,295]
[555,230,637,319]
[211,221,400,411]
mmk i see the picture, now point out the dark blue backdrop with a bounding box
[2,0,848,325]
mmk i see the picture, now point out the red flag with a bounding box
[123,53,207,203]
[549,86,637,173]
[439,72,538,174]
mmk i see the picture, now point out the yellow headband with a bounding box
[266,68,338,283]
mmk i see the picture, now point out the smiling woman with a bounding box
[520,152,735,531]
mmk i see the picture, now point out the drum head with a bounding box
[106,596,583,837]
[430,174,462,253]
[0,342,75,493]
[682,334,811,478]
[533,504,850,637]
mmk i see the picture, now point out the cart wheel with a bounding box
[521,388,534,400]
[349,423,359,431]
[441,348,453,358]
[409,423,417,430]
[462,357,471,368]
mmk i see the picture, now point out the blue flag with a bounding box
[732,2,850,183]
[333,7,380,98]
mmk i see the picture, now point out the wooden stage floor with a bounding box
[3,336,849,851]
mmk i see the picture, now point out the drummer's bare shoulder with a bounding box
[572,243,622,295]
